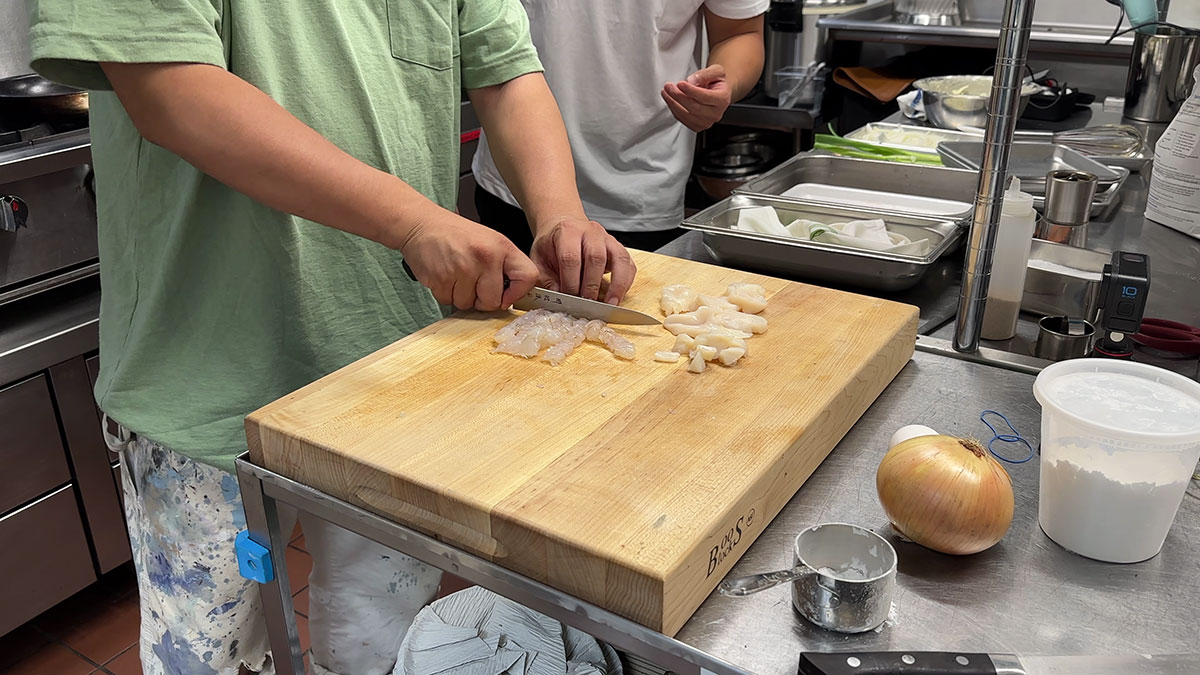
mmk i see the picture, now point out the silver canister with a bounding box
[790,523,897,633]
[1124,28,1200,123]
[1035,170,1097,247]
[1033,315,1095,361]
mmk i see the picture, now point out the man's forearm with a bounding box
[102,62,443,250]
[468,73,586,236]
[709,32,765,102]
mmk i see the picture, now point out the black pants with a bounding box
[473,185,684,253]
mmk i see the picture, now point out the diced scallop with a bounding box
[696,294,740,313]
[672,334,697,354]
[718,347,747,366]
[695,327,750,351]
[715,311,768,335]
[660,284,700,315]
[695,345,719,361]
[724,283,768,314]
[654,351,682,363]
[688,351,707,373]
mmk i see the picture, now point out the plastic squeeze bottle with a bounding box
[1145,64,1200,240]
[980,177,1037,341]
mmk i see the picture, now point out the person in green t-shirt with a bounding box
[29,0,638,673]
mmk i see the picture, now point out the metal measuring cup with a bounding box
[718,523,898,633]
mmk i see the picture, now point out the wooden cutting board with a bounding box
[247,250,918,635]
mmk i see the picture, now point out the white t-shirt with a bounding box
[472,0,768,232]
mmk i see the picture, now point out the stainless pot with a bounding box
[695,140,777,201]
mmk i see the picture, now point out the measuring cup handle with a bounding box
[717,566,816,597]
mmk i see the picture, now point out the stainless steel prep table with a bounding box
[238,329,1200,674]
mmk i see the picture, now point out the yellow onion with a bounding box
[876,435,1014,555]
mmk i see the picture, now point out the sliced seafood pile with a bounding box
[493,309,635,365]
[656,283,768,373]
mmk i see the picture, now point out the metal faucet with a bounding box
[952,0,1036,353]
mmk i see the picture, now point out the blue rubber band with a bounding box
[980,410,1035,464]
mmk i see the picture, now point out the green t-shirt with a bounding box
[30,0,542,473]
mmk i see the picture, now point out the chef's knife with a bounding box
[798,651,1198,675]
[401,260,660,325]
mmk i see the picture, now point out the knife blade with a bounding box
[401,260,659,325]
[511,286,660,325]
[797,651,1198,675]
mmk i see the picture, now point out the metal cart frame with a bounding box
[234,453,748,675]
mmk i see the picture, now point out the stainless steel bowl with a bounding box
[913,75,1039,131]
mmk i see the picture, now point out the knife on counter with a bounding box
[798,651,1197,675]
[401,260,660,326]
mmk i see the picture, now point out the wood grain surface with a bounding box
[247,250,918,635]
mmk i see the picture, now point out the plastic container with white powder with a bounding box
[1033,360,1200,563]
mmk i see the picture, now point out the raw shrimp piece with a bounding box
[585,321,637,360]
[695,345,719,361]
[715,310,768,335]
[493,334,542,358]
[672,334,697,354]
[542,326,587,366]
[660,284,700,315]
[718,347,746,366]
[493,308,549,344]
[654,351,682,363]
[584,320,607,341]
[688,351,706,373]
[724,283,768,314]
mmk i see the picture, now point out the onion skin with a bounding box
[876,435,1014,555]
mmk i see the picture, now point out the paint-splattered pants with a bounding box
[108,426,442,675]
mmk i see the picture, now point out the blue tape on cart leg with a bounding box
[235,530,275,584]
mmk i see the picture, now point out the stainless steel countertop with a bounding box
[669,351,1200,672]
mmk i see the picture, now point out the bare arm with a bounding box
[100,61,537,311]
[661,10,765,131]
[469,73,636,304]
[704,10,765,101]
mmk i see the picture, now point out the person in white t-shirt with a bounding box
[472,0,767,260]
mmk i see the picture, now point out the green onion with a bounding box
[814,134,945,166]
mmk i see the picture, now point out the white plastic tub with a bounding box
[1033,360,1200,563]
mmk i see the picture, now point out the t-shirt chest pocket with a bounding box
[387,0,458,71]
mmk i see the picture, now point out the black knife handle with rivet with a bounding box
[798,652,999,675]
[402,259,510,290]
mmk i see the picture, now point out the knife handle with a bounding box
[401,259,511,290]
[798,652,998,675]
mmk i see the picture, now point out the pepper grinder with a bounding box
[1034,170,1098,247]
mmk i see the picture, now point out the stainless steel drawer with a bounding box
[0,485,97,636]
[0,374,71,514]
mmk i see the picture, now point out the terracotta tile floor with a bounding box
[0,524,316,674]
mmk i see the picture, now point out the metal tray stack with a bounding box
[681,194,964,291]
[735,151,981,208]
[936,141,1130,215]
